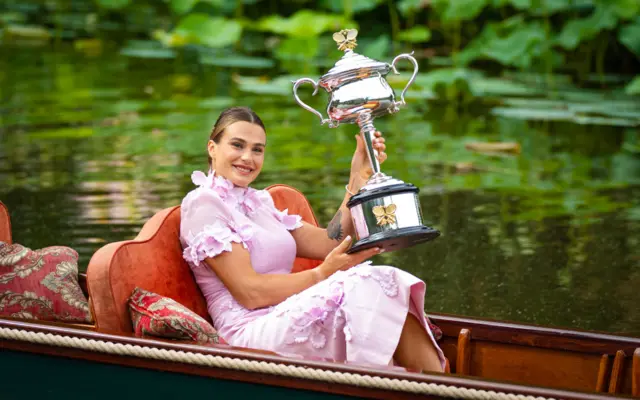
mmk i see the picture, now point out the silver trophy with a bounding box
[292,29,440,253]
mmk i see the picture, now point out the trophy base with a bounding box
[347,226,440,254]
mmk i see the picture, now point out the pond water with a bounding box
[2,44,639,336]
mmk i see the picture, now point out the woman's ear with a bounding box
[207,140,216,162]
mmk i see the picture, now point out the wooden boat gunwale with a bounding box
[1,198,639,398]
[0,318,622,400]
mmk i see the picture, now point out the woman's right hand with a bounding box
[316,236,381,280]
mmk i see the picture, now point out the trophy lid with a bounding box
[319,29,391,90]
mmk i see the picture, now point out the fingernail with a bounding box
[378,248,385,254]
[345,235,351,242]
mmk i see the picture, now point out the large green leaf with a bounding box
[169,0,198,14]
[257,10,353,38]
[397,26,431,43]
[173,14,242,48]
[608,0,640,19]
[274,37,320,61]
[398,0,428,16]
[619,18,640,57]
[320,0,385,14]
[361,35,390,60]
[440,0,489,23]
[626,76,640,95]
[457,20,551,68]
[555,6,617,50]
[94,0,131,9]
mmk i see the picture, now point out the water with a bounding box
[2,44,639,336]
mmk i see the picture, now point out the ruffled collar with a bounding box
[191,170,266,216]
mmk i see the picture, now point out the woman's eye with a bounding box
[231,142,243,149]
[253,148,264,154]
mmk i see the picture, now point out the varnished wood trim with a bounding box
[633,348,639,397]
[608,350,626,394]
[595,354,610,392]
[456,328,471,375]
[430,313,640,355]
[0,319,615,400]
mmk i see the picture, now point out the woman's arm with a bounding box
[205,237,379,310]
[292,132,386,260]
[290,187,356,260]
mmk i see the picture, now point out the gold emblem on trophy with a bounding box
[372,204,397,226]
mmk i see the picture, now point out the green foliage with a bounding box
[626,76,640,95]
[397,26,431,43]
[556,5,617,50]
[619,17,640,57]
[320,0,385,15]
[457,17,559,69]
[171,13,242,48]
[94,0,131,10]
[434,0,489,24]
[256,10,354,38]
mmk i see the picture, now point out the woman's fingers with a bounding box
[349,247,381,265]
[335,235,352,254]
[377,151,387,163]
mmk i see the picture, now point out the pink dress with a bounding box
[180,170,445,369]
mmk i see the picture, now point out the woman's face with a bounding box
[208,121,266,187]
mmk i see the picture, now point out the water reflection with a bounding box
[1,45,639,336]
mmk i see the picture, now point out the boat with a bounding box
[1,187,638,399]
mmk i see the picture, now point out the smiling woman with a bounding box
[207,108,267,187]
[178,106,446,372]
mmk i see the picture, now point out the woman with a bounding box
[180,106,444,372]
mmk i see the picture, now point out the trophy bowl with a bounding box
[292,29,440,253]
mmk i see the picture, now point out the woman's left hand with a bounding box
[349,131,387,191]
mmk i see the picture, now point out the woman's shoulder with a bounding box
[181,171,232,213]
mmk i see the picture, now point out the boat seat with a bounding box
[86,184,322,335]
[0,201,12,244]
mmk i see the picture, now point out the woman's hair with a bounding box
[208,106,266,167]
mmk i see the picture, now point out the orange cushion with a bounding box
[0,201,11,244]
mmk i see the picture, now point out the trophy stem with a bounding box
[357,112,383,178]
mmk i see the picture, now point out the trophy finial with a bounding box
[333,29,358,52]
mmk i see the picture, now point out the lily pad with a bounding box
[235,75,298,96]
[491,107,574,121]
[199,54,275,69]
[120,46,176,59]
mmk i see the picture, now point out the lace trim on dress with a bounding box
[273,263,398,349]
[182,218,254,265]
[272,207,303,231]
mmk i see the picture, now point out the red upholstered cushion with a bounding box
[0,242,92,323]
[129,287,225,345]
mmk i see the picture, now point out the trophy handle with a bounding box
[390,52,419,107]
[292,78,335,127]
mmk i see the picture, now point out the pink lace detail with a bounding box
[182,218,253,265]
[271,264,398,349]
[272,208,303,231]
[211,295,251,328]
[273,282,347,349]
[343,263,399,297]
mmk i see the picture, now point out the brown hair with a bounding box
[208,106,266,167]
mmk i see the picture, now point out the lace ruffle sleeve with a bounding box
[258,190,303,231]
[180,188,253,267]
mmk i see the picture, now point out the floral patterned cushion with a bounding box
[129,287,225,345]
[0,241,92,323]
